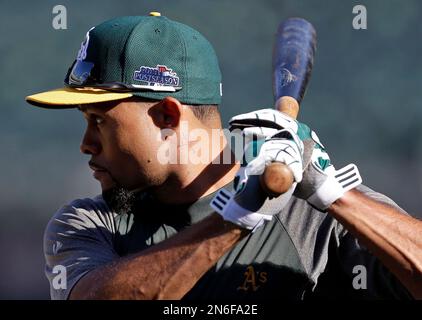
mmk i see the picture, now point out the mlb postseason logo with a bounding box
[133,65,180,87]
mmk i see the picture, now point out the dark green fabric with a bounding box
[112,182,310,300]
[44,183,413,300]
[71,15,222,104]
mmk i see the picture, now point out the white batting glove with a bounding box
[229,108,298,145]
[293,130,362,210]
[228,108,363,211]
[211,129,303,231]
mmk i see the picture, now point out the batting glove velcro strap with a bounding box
[308,163,362,210]
[210,189,272,231]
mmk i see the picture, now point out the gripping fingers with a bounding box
[246,132,303,183]
[229,108,299,132]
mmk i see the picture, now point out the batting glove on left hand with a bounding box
[292,127,362,210]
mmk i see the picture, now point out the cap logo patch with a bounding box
[133,65,180,86]
[76,27,94,61]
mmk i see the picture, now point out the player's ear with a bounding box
[151,96,182,129]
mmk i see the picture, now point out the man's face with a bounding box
[79,98,163,193]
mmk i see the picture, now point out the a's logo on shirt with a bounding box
[237,265,268,292]
[133,65,180,87]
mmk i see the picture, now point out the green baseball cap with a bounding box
[26,13,222,108]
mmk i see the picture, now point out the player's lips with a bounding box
[88,161,110,180]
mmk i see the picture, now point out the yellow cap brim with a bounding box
[25,87,133,109]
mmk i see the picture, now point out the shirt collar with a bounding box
[137,179,235,226]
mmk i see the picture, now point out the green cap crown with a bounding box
[74,15,222,105]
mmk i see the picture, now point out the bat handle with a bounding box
[260,96,299,196]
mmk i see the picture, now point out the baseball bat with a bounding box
[260,17,317,196]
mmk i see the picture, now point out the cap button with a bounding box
[149,12,161,17]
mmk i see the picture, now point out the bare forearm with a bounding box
[328,189,422,299]
[70,213,248,300]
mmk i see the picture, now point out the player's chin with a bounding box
[100,180,116,192]
[93,170,116,191]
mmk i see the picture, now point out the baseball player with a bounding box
[26,13,422,300]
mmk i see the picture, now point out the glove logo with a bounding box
[311,130,325,149]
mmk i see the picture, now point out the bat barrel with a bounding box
[273,17,316,105]
[262,17,316,197]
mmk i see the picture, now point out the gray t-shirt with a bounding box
[44,184,412,300]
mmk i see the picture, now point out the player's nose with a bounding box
[80,129,101,155]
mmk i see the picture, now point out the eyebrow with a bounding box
[77,100,120,113]
[77,104,103,114]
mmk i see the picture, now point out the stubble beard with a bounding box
[101,174,147,216]
[101,167,167,215]
[102,186,139,215]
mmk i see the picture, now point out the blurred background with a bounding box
[1,0,422,299]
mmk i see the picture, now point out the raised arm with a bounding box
[229,108,422,299]
[329,189,422,299]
